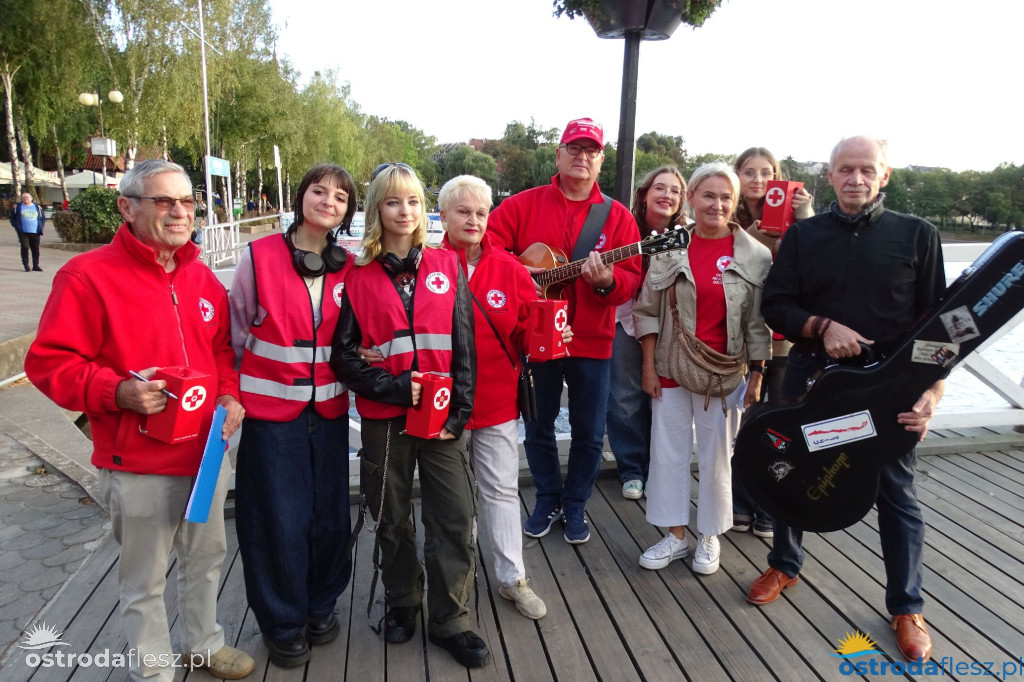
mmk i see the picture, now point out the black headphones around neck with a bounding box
[286,230,347,278]
[380,247,422,279]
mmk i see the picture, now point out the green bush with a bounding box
[52,210,86,242]
[69,186,122,243]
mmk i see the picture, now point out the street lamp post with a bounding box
[78,89,123,186]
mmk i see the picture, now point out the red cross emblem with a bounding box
[425,271,450,294]
[198,297,214,322]
[433,387,451,410]
[487,289,507,308]
[765,187,786,207]
[181,386,207,412]
[554,308,568,331]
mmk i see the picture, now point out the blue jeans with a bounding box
[235,408,352,640]
[526,356,611,511]
[768,346,925,614]
[606,324,651,483]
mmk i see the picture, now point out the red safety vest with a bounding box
[345,248,458,419]
[238,235,351,420]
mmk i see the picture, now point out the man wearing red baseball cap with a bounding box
[488,117,642,544]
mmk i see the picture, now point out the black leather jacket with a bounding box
[330,264,477,438]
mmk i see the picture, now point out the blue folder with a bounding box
[185,405,227,523]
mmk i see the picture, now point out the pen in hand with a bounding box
[129,370,179,400]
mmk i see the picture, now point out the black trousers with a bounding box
[19,232,41,269]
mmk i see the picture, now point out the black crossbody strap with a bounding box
[570,193,613,262]
[468,288,518,370]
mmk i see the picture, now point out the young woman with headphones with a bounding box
[329,164,487,669]
[228,163,356,668]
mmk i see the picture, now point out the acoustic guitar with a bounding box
[733,231,1024,532]
[518,227,690,299]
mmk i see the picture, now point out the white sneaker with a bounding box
[499,578,547,619]
[639,533,688,570]
[692,533,720,575]
[622,480,644,500]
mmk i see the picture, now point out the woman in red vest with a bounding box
[229,163,356,668]
[329,164,487,669]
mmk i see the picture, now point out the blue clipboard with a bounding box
[185,405,226,523]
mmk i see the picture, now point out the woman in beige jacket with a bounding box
[634,161,771,575]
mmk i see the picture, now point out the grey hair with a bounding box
[830,136,889,168]
[687,161,740,204]
[119,159,190,198]
[438,175,493,212]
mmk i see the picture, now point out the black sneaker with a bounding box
[263,633,310,668]
[32,265,42,272]
[524,501,562,538]
[753,517,774,539]
[428,630,490,668]
[385,605,420,644]
[306,613,340,645]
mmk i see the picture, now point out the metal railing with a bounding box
[199,214,281,269]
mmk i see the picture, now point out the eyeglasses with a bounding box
[741,169,775,180]
[129,196,196,211]
[561,143,603,160]
[371,162,415,181]
[650,184,684,198]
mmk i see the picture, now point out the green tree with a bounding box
[439,146,497,188]
[636,131,686,168]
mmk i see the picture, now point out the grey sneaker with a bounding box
[621,480,644,499]
[499,578,547,619]
[639,533,688,570]
[692,533,720,575]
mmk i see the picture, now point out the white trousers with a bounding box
[468,419,526,586]
[645,384,743,536]
[100,456,230,681]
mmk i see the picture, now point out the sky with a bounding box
[269,0,1021,172]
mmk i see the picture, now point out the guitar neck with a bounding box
[535,242,641,287]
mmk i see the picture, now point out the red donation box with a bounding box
[143,367,213,444]
[527,300,569,361]
[760,180,804,236]
[405,372,454,439]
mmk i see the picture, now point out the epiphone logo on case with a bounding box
[807,452,851,501]
[973,261,1024,317]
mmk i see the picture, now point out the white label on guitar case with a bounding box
[940,305,981,343]
[911,340,960,367]
[802,411,877,452]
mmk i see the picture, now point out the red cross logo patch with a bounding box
[765,187,786,207]
[181,386,207,412]
[332,282,345,307]
[554,308,568,331]
[433,387,451,410]
[595,233,607,250]
[716,255,733,273]
[425,272,450,295]
[198,297,214,322]
[487,289,507,309]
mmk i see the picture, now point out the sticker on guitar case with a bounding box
[911,340,960,367]
[769,460,794,482]
[801,410,877,452]
[762,429,790,452]
[940,306,981,343]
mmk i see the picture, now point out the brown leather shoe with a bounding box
[892,614,932,662]
[746,567,799,605]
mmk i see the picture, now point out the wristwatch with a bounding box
[593,280,616,296]
[749,364,767,375]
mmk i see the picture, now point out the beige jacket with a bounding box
[633,223,772,379]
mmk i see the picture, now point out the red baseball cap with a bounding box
[560,118,604,147]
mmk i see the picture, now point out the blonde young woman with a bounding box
[329,163,487,669]
[633,161,771,575]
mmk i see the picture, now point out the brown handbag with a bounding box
[665,285,748,413]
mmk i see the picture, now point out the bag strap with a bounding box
[468,288,518,370]
[570,193,613,262]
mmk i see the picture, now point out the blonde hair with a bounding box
[358,164,429,266]
[687,161,740,207]
[438,175,492,213]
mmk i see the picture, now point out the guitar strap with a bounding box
[570,193,613,262]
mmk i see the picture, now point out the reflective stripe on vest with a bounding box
[245,334,333,364]
[376,333,451,358]
[240,375,346,403]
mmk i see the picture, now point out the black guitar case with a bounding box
[734,231,1024,532]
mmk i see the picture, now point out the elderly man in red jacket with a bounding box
[487,117,642,544]
[25,160,253,681]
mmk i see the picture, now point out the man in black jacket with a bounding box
[745,136,945,663]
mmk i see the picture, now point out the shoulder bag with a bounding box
[469,288,537,423]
